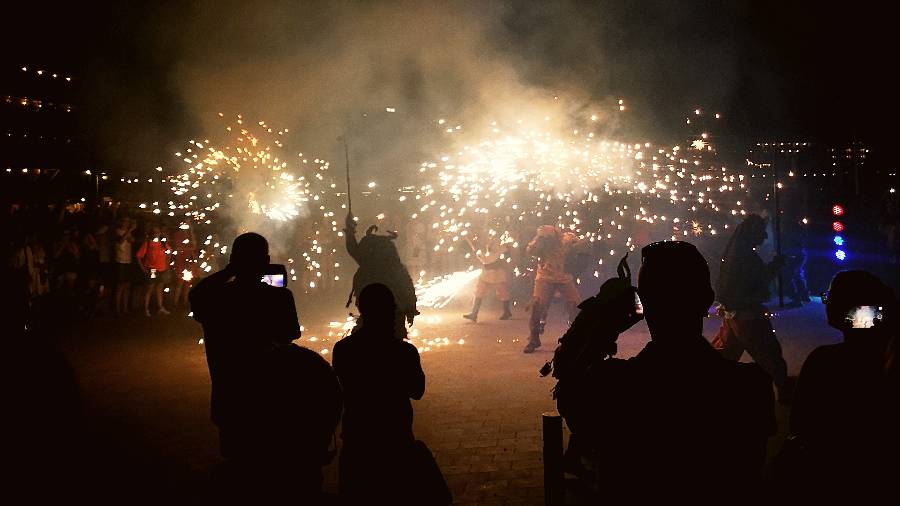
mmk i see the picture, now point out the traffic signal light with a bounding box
[832,203,846,262]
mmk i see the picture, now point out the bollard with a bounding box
[543,411,564,506]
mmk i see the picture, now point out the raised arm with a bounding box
[344,212,361,263]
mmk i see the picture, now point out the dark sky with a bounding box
[4,0,895,170]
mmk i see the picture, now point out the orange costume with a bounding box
[463,235,512,322]
[524,226,581,353]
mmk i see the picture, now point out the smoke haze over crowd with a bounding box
[5,0,895,176]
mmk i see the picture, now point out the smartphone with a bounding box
[845,306,884,329]
[261,264,288,287]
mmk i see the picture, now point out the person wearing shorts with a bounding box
[136,226,171,316]
[114,218,136,314]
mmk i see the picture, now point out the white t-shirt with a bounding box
[115,229,132,264]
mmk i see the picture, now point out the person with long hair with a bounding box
[333,283,449,505]
[713,214,789,401]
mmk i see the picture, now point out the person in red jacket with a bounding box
[136,226,171,316]
[171,225,197,309]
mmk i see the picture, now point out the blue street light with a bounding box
[833,235,844,246]
[835,250,847,261]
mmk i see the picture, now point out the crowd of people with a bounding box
[189,230,449,504]
[3,202,221,323]
[183,212,897,503]
[541,222,899,501]
[5,202,898,503]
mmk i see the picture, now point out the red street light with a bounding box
[832,204,844,216]
[832,221,845,232]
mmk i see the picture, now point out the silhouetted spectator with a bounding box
[713,214,790,400]
[333,283,450,505]
[4,237,85,502]
[214,344,342,503]
[113,218,136,315]
[25,233,49,298]
[94,222,114,314]
[189,232,301,460]
[343,212,418,339]
[78,228,100,315]
[585,241,775,501]
[53,228,79,296]
[781,270,899,497]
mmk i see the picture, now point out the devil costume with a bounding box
[344,219,419,338]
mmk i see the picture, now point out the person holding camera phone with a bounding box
[779,270,899,498]
[190,233,340,500]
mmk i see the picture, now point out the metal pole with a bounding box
[773,163,784,308]
[542,412,564,506]
[342,135,352,214]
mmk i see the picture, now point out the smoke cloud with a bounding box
[159,1,619,168]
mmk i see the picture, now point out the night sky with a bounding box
[5,1,895,170]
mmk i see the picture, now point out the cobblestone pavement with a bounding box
[60,299,837,504]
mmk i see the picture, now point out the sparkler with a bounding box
[415,269,483,309]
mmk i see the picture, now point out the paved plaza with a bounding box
[59,299,838,504]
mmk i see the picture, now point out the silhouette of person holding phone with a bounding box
[780,270,899,498]
[189,232,301,459]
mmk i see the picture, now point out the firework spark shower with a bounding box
[159,103,748,311]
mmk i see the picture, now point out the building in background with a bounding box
[746,140,898,292]
[1,65,97,205]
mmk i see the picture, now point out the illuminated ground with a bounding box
[60,298,837,504]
